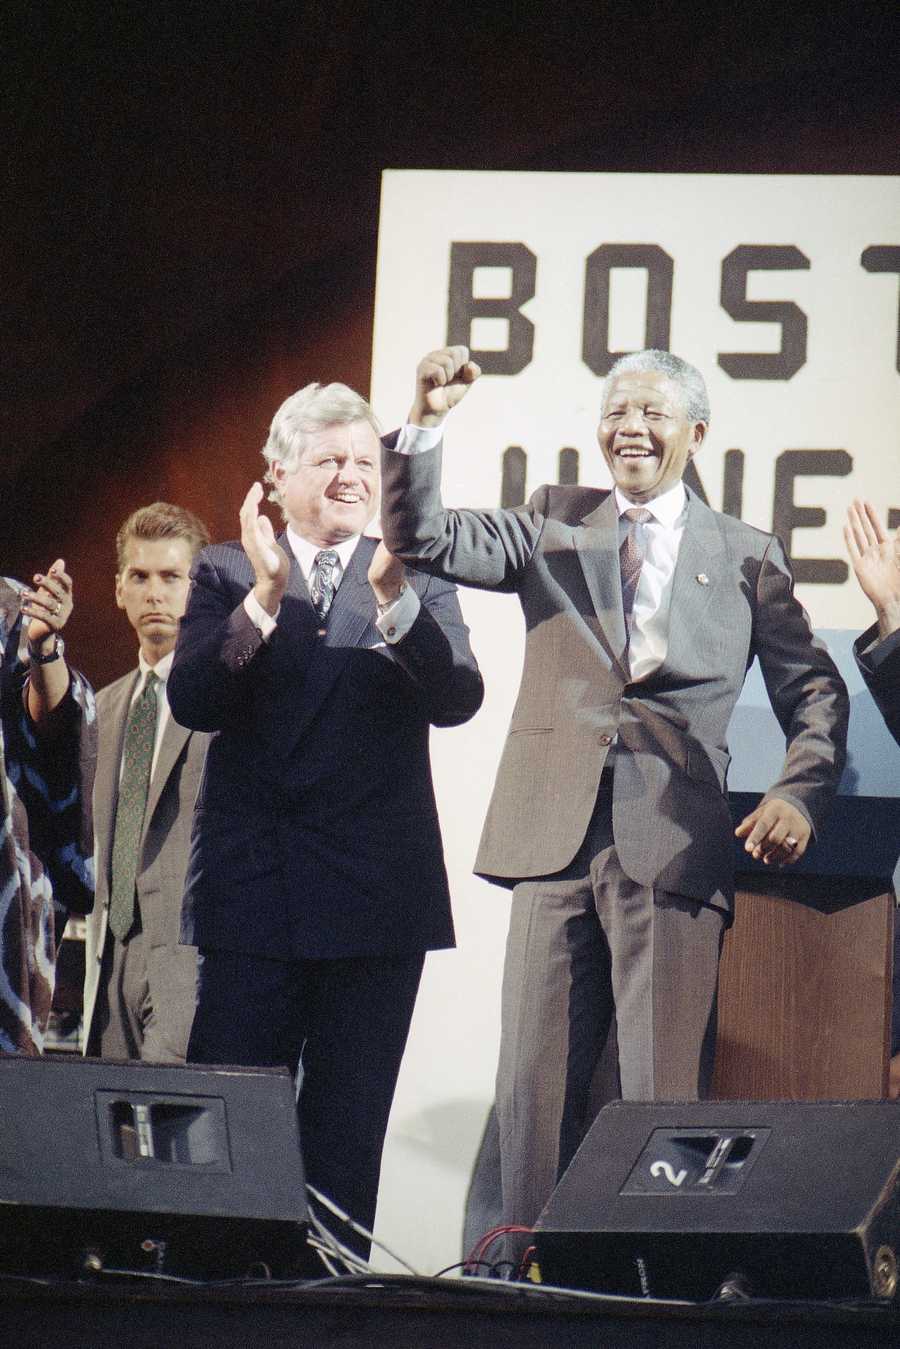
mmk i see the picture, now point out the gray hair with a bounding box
[603,349,711,424]
[261,382,380,505]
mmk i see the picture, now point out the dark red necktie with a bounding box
[619,507,652,638]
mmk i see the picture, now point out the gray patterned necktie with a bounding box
[310,549,339,621]
[620,507,653,638]
[108,671,158,942]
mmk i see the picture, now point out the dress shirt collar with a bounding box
[614,480,686,528]
[285,526,361,581]
[137,648,174,685]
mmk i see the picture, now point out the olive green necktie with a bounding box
[108,671,158,942]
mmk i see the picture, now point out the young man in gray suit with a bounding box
[84,502,211,1062]
[380,345,849,1238]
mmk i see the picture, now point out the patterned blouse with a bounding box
[0,577,96,1054]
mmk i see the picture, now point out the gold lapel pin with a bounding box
[696,573,709,586]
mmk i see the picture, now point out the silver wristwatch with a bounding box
[376,582,407,616]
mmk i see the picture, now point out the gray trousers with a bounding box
[495,787,725,1229]
[94,917,198,1063]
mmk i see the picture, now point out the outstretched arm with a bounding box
[735,533,849,865]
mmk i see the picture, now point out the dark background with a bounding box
[5,1,898,687]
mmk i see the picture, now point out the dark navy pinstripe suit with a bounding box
[168,532,482,1245]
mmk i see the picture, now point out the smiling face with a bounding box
[116,536,193,665]
[597,370,707,503]
[273,420,380,548]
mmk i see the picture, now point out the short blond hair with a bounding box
[116,502,210,572]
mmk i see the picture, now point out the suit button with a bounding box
[599,734,613,746]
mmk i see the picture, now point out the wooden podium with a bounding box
[713,875,894,1099]
[715,629,899,1101]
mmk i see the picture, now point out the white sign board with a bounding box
[369,171,899,1272]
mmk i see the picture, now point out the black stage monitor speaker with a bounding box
[534,1100,900,1303]
[0,1055,308,1279]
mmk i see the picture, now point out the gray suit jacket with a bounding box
[381,442,849,910]
[83,669,211,1056]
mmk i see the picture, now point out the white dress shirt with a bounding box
[615,482,687,682]
[243,527,421,643]
[392,423,686,681]
[394,424,443,455]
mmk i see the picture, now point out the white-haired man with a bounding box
[380,346,849,1243]
[169,381,483,1254]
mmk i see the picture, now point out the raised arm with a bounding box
[3,570,95,918]
[21,558,76,728]
[844,499,900,642]
[169,483,294,732]
[368,542,483,727]
[844,499,900,744]
[381,346,542,591]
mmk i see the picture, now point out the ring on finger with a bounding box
[784,835,798,849]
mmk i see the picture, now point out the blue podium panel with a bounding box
[728,629,900,880]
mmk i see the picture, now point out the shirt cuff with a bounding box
[859,623,900,669]
[244,591,279,639]
[392,423,444,456]
[375,584,421,643]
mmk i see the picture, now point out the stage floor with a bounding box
[2,1273,898,1348]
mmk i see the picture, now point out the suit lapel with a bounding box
[268,531,323,668]
[320,536,378,651]
[273,535,379,755]
[95,672,138,892]
[664,489,726,672]
[575,493,630,679]
[98,672,195,883]
[142,712,191,839]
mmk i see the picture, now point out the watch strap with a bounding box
[28,635,64,664]
[376,581,407,616]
